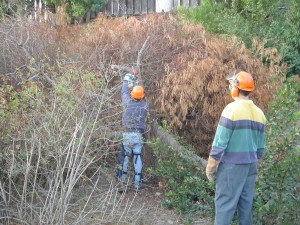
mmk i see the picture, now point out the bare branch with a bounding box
[110,64,132,73]
[136,36,150,73]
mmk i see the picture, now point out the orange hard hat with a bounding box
[228,71,255,91]
[131,85,145,99]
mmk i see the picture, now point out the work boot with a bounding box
[116,175,130,193]
[133,181,142,191]
[120,174,128,184]
[116,181,126,193]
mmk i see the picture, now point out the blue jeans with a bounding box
[214,162,257,225]
[119,132,144,187]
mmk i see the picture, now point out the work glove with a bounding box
[205,156,219,182]
[123,73,137,88]
[123,73,135,82]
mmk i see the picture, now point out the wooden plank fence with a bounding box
[32,0,200,26]
[102,0,200,16]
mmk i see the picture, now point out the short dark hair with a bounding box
[239,89,251,96]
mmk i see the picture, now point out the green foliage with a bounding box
[0,0,29,16]
[45,0,107,20]
[161,119,169,130]
[70,3,86,19]
[254,77,300,224]
[179,0,300,77]
[55,0,107,20]
[178,1,223,34]
[147,137,214,218]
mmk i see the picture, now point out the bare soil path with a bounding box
[82,165,212,225]
[120,185,211,225]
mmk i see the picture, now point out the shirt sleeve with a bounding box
[257,127,266,159]
[121,81,130,104]
[210,107,234,160]
[257,112,266,159]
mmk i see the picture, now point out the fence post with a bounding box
[127,0,134,14]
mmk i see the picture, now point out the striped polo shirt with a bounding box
[210,99,266,164]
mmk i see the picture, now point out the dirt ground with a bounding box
[81,179,212,225]
[81,157,212,225]
[104,183,212,225]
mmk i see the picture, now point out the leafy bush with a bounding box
[179,0,300,77]
[147,137,214,218]
[68,0,107,19]
[0,0,25,17]
[254,77,300,224]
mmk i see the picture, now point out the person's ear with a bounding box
[231,87,239,97]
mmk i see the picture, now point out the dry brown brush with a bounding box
[71,13,284,156]
[1,13,285,158]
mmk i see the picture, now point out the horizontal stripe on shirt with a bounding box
[217,151,258,164]
[221,100,266,123]
[209,99,266,164]
[219,116,265,132]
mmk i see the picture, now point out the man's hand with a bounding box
[206,170,216,182]
[123,73,135,82]
[205,156,219,182]
[124,73,137,87]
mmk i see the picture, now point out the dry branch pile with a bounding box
[1,13,284,157]
[75,13,283,156]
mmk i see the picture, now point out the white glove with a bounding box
[205,156,219,182]
[123,73,135,82]
[206,170,216,182]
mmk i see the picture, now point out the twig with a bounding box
[111,36,150,78]
[136,36,150,73]
[111,64,132,73]
[0,217,30,225]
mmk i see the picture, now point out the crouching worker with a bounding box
[116,72,149,191]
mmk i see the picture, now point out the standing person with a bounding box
[116,72,149,191]
[205,71,266,225]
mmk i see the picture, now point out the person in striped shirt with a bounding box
[206,71,266,225]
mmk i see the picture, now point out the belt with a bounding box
[124,128,144,133]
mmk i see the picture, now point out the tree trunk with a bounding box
[150,120,207,169]
[86,10,91,23]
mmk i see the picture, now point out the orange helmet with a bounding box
[228,71,255,91]
[131,85,145,99]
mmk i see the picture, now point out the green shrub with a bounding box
[254,77,300,224]
[147,137,214,218]
[179,0,300,77]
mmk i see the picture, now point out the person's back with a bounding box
[117,73,148,191]
[122,95,148,132]
[211,99,266,164]
[206,71,266,225]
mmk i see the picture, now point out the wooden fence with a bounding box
[33,0,200,26]
[102,0,200,16]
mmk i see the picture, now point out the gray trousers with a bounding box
[214,162,258,225]
[121,132,144,187]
